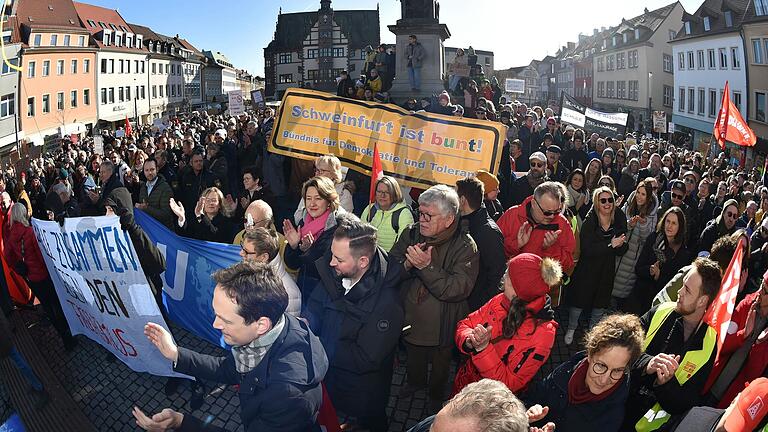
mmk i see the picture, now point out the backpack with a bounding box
[366,205,414,233]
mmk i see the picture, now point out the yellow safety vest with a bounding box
[635,302,717,432]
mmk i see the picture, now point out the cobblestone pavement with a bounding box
[1,307,583,431]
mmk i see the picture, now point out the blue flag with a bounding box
[134,209,241,348]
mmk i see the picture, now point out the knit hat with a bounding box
[438,91,450,103]
[507,253,562,313]
[724,378,768,432]
[58,168,69,180]
[475,170,499,193]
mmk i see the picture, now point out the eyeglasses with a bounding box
[534,197,561,217]
[671,193,685,200]
[376,189,390,196]
[726,211,738,219]
[592,360,627,380]
[418,210,437,222]
[243,218,269,229]
[599,182,612,187]
[599,197,615,204]
[530,161,545,168]
[240,245,260,256]
[314,167,332,175]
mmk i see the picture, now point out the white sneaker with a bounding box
[564,329,575,345]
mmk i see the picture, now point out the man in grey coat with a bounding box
[136,159,174,229]
[406,35,426,92]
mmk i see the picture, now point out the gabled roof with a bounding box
[598,2,680,51]
[127,23,160,41]
[73,1,145,52]
[672,0,753,41]
[16,0,84,31]
[203,50,234,68]
[266,8,379,52]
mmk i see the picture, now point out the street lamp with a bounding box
[648,72,653,133]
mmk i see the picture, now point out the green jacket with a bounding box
[360,202,414,252]
[138,176,174,229]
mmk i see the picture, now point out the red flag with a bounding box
[703,235,746,363]
[713,81,757,149]
[369,142,383,203]
[316,383,341,432]
[124,115,133,137]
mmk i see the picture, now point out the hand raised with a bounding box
[283,219,300,249]
[144,322,178,363]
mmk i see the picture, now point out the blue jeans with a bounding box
[10,347,43,391]
[567,307,606,332]
[408,67,421,90]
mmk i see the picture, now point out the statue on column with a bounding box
[400,0,439,22]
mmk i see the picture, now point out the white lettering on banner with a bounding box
[561,107,586,128]
[31,216,188,378]
[156,243,188,301]
[585,108,629,126]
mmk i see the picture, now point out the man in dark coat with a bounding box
[456,177,505,311]
[305,215,404,432]
[336,70,355,97]
[509,152,548,206]
[136,159,175,229]
[178,152,217,221]
[136,261,328,432]
[27,174,48,220]
[84,160,124,216]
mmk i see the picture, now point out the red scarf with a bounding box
[300,209,331,240]
[567,359,624,404]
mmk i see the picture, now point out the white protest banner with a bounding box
[653,111,667,133]
[669,122,676,134]
[228,90,245,116]
[31,216,187,378]
[93,136,104,155]
[505,78,525,93]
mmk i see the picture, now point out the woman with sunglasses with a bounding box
[613,179,658,311]
[564,186,628,345]
[523,314,645,432]
[628,206,693,315]
[699,199,740,255]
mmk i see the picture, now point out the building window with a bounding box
[278,53,292,64]
[42,94,50,113]
[719,48,728,68]
[733,91,742,113]
[684,22,691,34]
[663,54,673,72]
[115,34,122,46]
[698,88,705,115]
[617,52,625,69]
[84,89,90,105]
[109,59,114,73]
[42,60,50,76]
[165,64,169,74]
[159,86,163,97]
[757,0,768,16]
[753,39,765,64]
[332,47,344,57]
[360,50,366,60]
[679,88,685,112]
[104,33,111,46]
[71,59,77,74]
[669,29,677,41]
[1,58,18,74]
[101,58,107,73]
[278,73,293,83]
[108,87,114,104]
[64,35,70,46]
[33,34,41,47]
[126,86,131,101]
[27,61,35,78]
[617,81,626,99]
[27,97,34,116]
[597,57,604,72]
[678,52,685,70]
[731,47,740,69]
[629,80,639,100]
[725,11,733,27]
[696,50,704,69]
[141,86,145,99]
[152,85,157,99]
[756,92,766,122]
[79,35,86,47]
[664,85,673,107]
[703,16,711,31]
[50,34,58,46]
[687,51,694,69]
[57,92,64,110]
[0,94,15,118]
[606,55,614,70]
[597,81,604,97]
[629,50,638,68]
[607,81,615,98]
[70,90,77,108]
[709,89,718,117]
[101,88,107,104]
[119,59,124,74]
[688,88,695,113]
[82,58,89,73]
[126,60,130,73]
[152,63,156,74]
[708,49,716,68]
[57,60,64,75]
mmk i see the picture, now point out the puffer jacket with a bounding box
[613,192,658,299]
[389,219,479,347]
[4,222,49,283]
[452,294,557,395]
[360,201,414,251]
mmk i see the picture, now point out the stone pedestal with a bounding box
[387,22,450,102]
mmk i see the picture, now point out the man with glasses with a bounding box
[389,185,479,413]
[624,258,721,431]
[736,201,758,234]
[497,182,576,273]
[509,152,548,207]
[240,227,300,317]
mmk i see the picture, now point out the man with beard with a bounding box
[623,258,721,431]
[509,151,548,206]
[638,153,668,195]
[304,214,404,432]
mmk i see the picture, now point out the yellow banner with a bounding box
[269,88,506,189]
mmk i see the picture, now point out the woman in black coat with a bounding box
[283,176,344,304]
[524,314,645,432]
[564,186,628,345]
[170,186,238,243]
[627,206,693,315]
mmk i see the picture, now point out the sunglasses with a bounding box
[599,182,612,187]
[726,211,737,219]
[672,193,685,200]
[534,197,561,217]
[530,162,545,168]
[599,197,615,204]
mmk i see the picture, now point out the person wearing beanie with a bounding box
[699,199,740,254]
[430,91,454,116]
[474,170,503,221]
[452,253,561,396]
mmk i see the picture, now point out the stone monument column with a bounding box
[388,0,450,101]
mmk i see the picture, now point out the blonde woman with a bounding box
[294,155,353,223]
[170,186,238,243]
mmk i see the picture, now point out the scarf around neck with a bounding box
[300,209,331,240]
[231,316,285,374]
[568,358,624,405]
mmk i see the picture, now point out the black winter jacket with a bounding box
[463,206,506,311]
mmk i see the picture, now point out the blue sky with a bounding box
[86,0,705,76]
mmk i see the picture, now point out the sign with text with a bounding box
[270,88,506,188]
[228,90,245,116]
[31,216,186,378]
[559,92,628,138]
[251,89,266,110]
[653,111,667,133]
[505,78,525,93]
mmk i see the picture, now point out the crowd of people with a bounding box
[1,86,768,432]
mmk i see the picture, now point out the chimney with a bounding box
[567,42,576,50]
[593,28,599,35]
[644,7,649,13]
[601,26,606,32]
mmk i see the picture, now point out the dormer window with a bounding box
[612,36,617,46]
[703,16,711,31]
[103,32,111,46]
[684,21,691,34]
[725,11,733,27]
[115,33,122,46]
[635,29,641,39]
[623,33,628,43]
[137,35,143,48]
[87,19,95,27]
